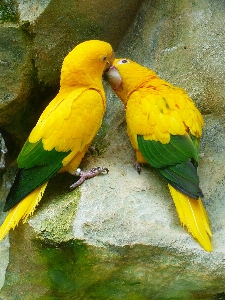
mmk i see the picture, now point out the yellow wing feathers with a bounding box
[29,88,105,154]
[126,84,203,146]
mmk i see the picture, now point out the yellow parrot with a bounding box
[104,58,212,251]
[0,40,115,241]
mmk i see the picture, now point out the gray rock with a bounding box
[0,25,34,146]
[18,0,50,23]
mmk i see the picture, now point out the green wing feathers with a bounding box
[158,162,203,199]
[4,140,71,211]
[17,140,70,168]
[137,134,198,168]
[137,134,202,199]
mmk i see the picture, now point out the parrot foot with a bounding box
[135,162,142,174]
[70,167,109,189]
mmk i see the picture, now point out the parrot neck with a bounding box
[117,75,158,107]
[60,67,104,90]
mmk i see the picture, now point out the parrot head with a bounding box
[104,58,157,105]
[60,40,115,88]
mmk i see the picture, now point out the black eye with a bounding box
[101,56,107,62]
[118,59,130,65]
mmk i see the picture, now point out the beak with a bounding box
[103,65,122,90]
[103,51,115,72]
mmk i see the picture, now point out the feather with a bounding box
[0,182,48,241]
[158,161,203,199]
[5,145,70,211]
[168,184,212,251]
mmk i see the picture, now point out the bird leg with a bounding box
[135,161,142,174]
[70,167,109,189]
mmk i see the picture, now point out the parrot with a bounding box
[0,40,115,241]
[104,58,212,251]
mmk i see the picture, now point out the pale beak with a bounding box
[103,65,122,90]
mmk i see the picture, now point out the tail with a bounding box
[168,184,212,251]
[0,182,48,241]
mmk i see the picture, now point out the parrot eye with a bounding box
[117,59,130,65]
[101,55,107,62]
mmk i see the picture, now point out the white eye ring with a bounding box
[117,59,130,65]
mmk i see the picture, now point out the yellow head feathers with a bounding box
[61,40,115,88]
[104,58,157,105]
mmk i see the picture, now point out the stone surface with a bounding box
[1,0,225,298]
[1,239,225,299]
[0,25,34,149]
[18,0,50,22]
[0,170,9,291]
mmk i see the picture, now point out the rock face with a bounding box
[1,0,225,299]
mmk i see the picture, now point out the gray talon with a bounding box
[70,167,109,189]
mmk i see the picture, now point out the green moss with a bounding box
[30,172,82,243]
[2,240,225,299]
[0,1,18,23]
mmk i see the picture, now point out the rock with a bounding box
[0,25,34,151]
[18,0,51,23]
[1,237,225,299]
[0,179,9,291]
[0,0,17,23]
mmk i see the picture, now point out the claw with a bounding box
[135,162,142,174]
[70,167,109,189]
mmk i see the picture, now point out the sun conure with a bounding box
[0,40,115,241]
[104,58,212,251]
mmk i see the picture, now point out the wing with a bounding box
[5,88,105,211]
[4,140,70,211]
[126,84,204,146]
[137,134,203,199]
[28,88,105,161]
[126,86,204,199]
